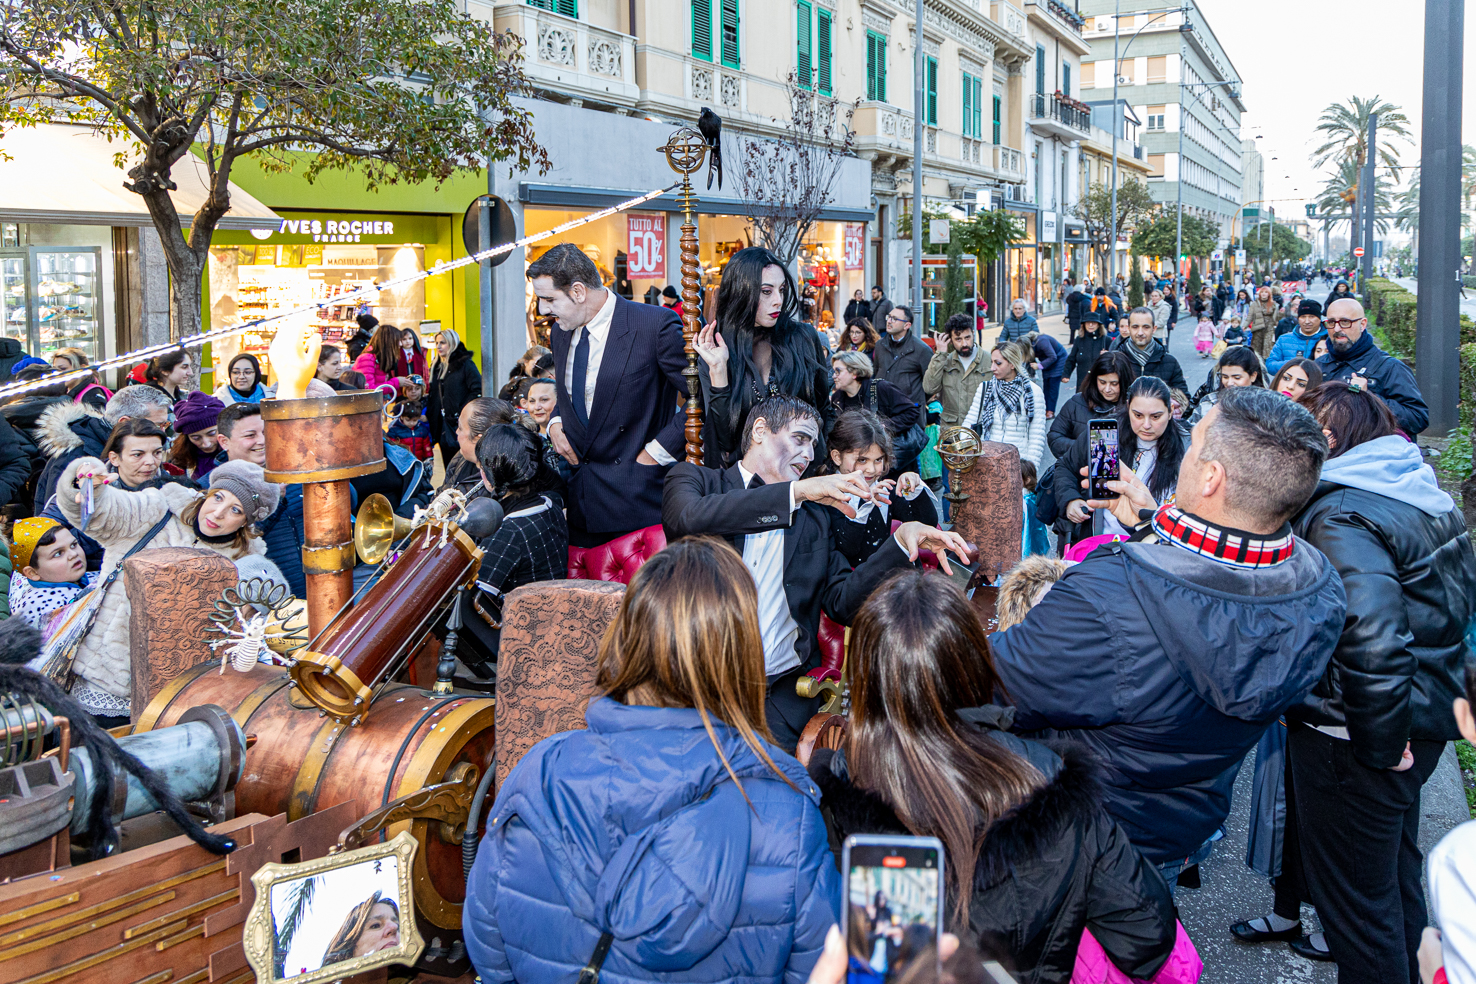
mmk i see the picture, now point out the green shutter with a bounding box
[961,73,973,137]
[925,56,937,125]
[797,0,812,89]
[528,0,578,15]
[974,77,983,137]
[1035,45,1045,94]
[1062,61,1071,97]
[992,92,1001,144]
[817,8,832,95]
[692,0,712,61]
[866,30,887,103]
[720,0,740,68]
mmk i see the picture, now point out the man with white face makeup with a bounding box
[663,396,969,751]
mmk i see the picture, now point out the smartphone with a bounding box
[841,835,945,984]
[1087,418,1120,501]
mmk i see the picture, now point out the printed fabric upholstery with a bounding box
[493,579,626,791]
[566,525,669,583]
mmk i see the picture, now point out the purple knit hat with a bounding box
[175,390,225,435]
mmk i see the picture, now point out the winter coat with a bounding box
[923,348,991,429]
[1109,339,1188,395]
[32,401,114,515]
[1032,333,1067,379]
[1316,330,1429,436]
[1148,300,1172,332]
[963,378,1047,467]
[427,345,482,449]
[1246,301,1279,345]
[213,382,266,406]
[1289,436,1476,768]
[258,481,306,597]
[989,535,1347,863]
[397,345,429,382]
[352,350,399,392]
[1062,329,1110,389]
[844,298,872,325]
[808,728,1176,984]
[54,456,270,707]
[464,696,838,984]
[1324,283,1353,312]
[872,331,935,405]
[1266,328,1327,373]
[0,414,33,511]
[831,378,920,442]
[0,338,26,383]
[66,379,111,413]
[1000,312,1040,342]
[1047,393,1114,461]
[0,539,11,620]
[1064,290,1088,330]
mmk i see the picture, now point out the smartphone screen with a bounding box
[1088,418,1120,500]
[842,836,945,984]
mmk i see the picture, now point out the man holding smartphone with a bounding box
[663,396,969,752]
[987,387,1348,883]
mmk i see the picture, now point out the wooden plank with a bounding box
[122,972,173,984]
[155,923,206,951]
[124,889,238,940]
[0,894,174,960]
[208,940,248,979]
[0,894,80,930]
[9,921,184,984]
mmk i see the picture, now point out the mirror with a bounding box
[244,830,425,984]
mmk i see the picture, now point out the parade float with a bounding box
[0,122,1024,984]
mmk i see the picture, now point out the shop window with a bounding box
[692,0,713,61]
[528,0,577,17]
[797,0,812,89]
[720,0,740,69]
[925,56,937,125]
[866,30,886,103]
[817,9,832,95]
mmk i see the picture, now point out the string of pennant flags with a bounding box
[0,183,679,402]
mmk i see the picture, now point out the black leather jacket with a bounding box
[1290,481,1476,768]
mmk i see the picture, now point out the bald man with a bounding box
[1315,298,1429,436]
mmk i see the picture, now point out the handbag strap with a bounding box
[576,932,615,984]
[98,509,174,591]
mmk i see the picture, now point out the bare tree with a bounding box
[732,75,858,266]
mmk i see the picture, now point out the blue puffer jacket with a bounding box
[259,482,305,597]
[1265,328,1326,374]
[464,697,839,984]
[989,536,1347,864]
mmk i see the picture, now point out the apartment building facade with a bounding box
[1077,0,1244,276]
[464,0,1073,359]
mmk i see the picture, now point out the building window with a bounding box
[692,0,713,60]
[926,56,938,125]
[817,8,832,95]
[720,0,740,69]
[529,0,578,15]
[1035,44,1046,94]
[962,72,983,138]
[1148,154,1165,176]
[797,0,812,88]
[992,92,1001,144]
[1062,61,1071,97]
[1147,55,1167,84]
[1146,114,1165,130]
[866,30,887,102]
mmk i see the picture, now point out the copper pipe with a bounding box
[302,479,354,636]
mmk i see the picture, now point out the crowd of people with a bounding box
[1,244,1472,984]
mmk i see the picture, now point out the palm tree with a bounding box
[1316,157,1393,250]
[1311,96,1413,172]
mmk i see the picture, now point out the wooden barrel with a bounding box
[135,663,494,930]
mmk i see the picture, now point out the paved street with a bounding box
[994,292,1468,982]
[1392,276,1476,321]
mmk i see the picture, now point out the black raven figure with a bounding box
[698,107,723,190]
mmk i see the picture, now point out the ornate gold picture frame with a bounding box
[243,830,425,984]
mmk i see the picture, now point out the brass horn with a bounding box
[353,493,415,565]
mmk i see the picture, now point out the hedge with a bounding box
[1365,277,1417,361]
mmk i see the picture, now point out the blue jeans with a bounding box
[1156,830,1221,897]
[1042,374,1063,413]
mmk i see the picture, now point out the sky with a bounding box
[1197,0,1475,244]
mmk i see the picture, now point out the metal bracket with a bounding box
[334,762,480,852]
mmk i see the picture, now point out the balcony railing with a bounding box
[487,3,638,106]
[994,144,1025,180]
[989,0,1028,39]
[1047,0,1085,33]
[1030,92,1091,133]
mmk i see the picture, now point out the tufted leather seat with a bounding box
[567,525,669,583]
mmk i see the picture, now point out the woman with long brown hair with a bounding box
[807,571,1176,983]
[464,537,837,984]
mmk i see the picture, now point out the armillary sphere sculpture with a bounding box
[938,425,984,506]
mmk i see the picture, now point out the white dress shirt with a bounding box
[550,288,674,465]
[736,463,802,678]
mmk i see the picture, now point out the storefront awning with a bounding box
[0,125,280,230]
[518,182,875,224]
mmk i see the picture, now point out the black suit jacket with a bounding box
[551,293,689,534]
[662,462,912,671]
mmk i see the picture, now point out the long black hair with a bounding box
[1117,376,1188,501]
[1191,345,1266,407]
[1080,350,1138,410]
[713,247,829,438]
[475,422,553,503]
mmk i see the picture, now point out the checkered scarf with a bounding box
[971,375,1035,438]
[1150,504,1295,568]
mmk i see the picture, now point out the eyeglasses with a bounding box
[1322,318,1364,330]
[886,314,909,324]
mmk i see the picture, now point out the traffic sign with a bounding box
[1354,246,1365,257]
